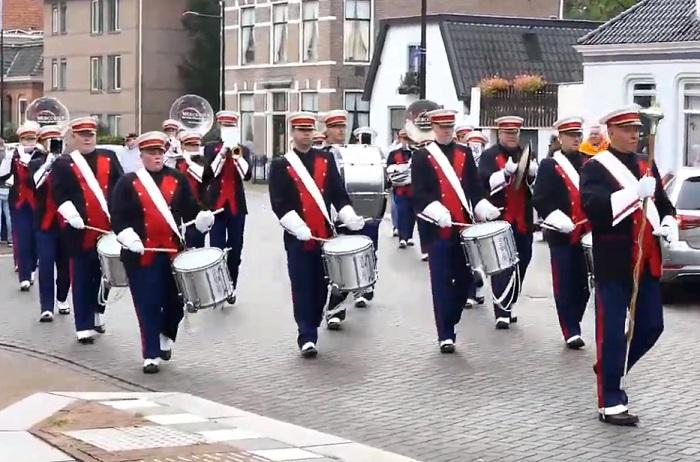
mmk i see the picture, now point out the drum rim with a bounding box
[460,220,512,239]
[96,233,122,258]
[322,235,374,254]
[173,247,224,272]
[581,232,593,247]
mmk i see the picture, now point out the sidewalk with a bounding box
[0,348,421,462]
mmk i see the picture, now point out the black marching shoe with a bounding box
[94,325,106,334]
[78,337,94,345]
[300,342,318,358]
[143,363,160,374]
[495,318,510,330]
[227,292,237,305]
[160,350,172,361]
[439,339,455,353]
[566,335,585,350]
[599,411,639,426]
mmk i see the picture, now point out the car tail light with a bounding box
[676,214,700,230]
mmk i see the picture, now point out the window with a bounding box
[302,1,319,62]
[90,56,103,92]
[52,4,60,34]
[59,58,67,90]
[300,92,318,113]
[240,93,254,142]
[345,91,369,142]
[389,107,406,143]
[60,2,67,33]
[408,45,421,73]
[630,81,656,151]
[91,0,103,34]
[107,55,121,91]
[51,59,59,90]
[683,82,700,167]
[344,0,371,62]
[240,8,255,65]
[18,99,28,125]
[271,92,288,157]
[107,0,120,32]
[272,4,288,64]
[106,114,121,136]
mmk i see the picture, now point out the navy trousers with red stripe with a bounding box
[210,209,245,288]
[428,236,471,341]
[595,270,664,410]
[395,194,416,241]
[70,249,105,333]
[127,254,184,360]
[11,203,36,283]
[492,230,533,319]
[36,225,70,312]
[286,240,327,347]
[549,242,590,340]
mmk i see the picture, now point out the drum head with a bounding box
[173,247,223,271]
[581,232,593,247]
[461,221,511,239]
[97,233,122,257]
[323,235,373,254]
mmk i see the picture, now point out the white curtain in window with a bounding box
[242,27,254,64]
[686,114,700,166]
[303,20,318,61]
[274,24,287,63]
[345,20,369,61]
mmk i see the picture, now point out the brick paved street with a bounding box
[1,186,699,462]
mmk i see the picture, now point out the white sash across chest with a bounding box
[425,142,474,219]
[284,151,333,227]
[552,151,580,190]
[135,168,183,241]
[70,151,110,220]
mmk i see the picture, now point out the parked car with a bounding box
[661,167,700,286]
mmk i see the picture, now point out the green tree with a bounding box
[179,0,221,111]
[565,0,640,20]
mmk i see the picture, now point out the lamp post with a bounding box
[182,2,226,110]
[419,0,427,99]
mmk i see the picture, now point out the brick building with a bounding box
[3,0,43,30]
[1,32,43,136]
[223,0,562,158]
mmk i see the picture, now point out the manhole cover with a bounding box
[64,425,204,451]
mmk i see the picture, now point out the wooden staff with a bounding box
[623,107,664,385]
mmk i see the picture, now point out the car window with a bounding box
[676,176,700,210]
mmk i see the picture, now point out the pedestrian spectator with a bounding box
[0,139,11,247]
[117,132,142,173]
[579,124,609,157]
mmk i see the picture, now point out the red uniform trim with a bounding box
[553,164,591,244]
[426,146,468,239]
[391,150,412,198]
[214,146,238,214]
[495,154,528,234]
[132,174,179,266]
[176,159,202,204]
[631,159,662,279]
[14,159,36,210]
[286,155,331,250]
[71,155,111,250]
[40,176,59,231]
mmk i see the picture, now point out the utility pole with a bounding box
[419,0,427,99]
[219,0,225,110]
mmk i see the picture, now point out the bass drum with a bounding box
[332,144,386,219]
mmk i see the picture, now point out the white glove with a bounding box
[474,199,500,222]
[117,227,144,254]
[528,160,539,178]
[656,215,679,243]
[504,157,518,176]
[489,170,507,193]
[279,210,312,241]
[57,201,85,230]
[422,201,452,228]
[386,164,399,174]
[338,205,365,231]
[638,176,656,200]
[544,209,575,234]
[195,210,215,233]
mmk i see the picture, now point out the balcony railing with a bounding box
[480,84,558,128]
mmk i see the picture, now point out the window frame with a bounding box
[271,3,288,64]
[60,2,67,33]
[388,106,406,144]
[59,58,67,90]
[240,7,256,65]
[106,114,121,136]
[107,0,120,32]
[239,92,255,143]
[90,56,104,92]
[299,91,319,113]
[343,0,372,64]
[107,55,122,92]
[51,58,59,90]
[51,4,60,34]
[90,0,103,35]
[681,80,700,167]
[18,98,28,125]
[301,0,319,63]
[270,91,289,158]
[344,90,370,143]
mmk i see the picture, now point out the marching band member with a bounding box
[353,126,377,145]
[51,117,123,343]
[0,122,39,291]
[479,116,537,329]
[465,131,488,165]
[175,130,213,248]
[30,126,71,322]
[163,118,181,159]
[386,130,415,248]
[204,111,252,304]
[455,123,474,144]
[269,112,363,357]
[312,131,326,148]
[581,106,676,426]
[533,117,591,349]
[111,132,214,373]
[412,109,500,353]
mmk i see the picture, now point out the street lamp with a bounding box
[182,1,226,111]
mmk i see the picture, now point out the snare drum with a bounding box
[581,232,594,277]
[96,233,129,288]
[460,221,519,276]
[322,235,377,291]
[172,247,233,312]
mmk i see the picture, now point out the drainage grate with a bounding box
[64,425,204,451]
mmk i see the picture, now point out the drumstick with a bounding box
[417,213,471,228]
[182,208,225,228]
[310,236,330,243]
[143,247,179,253]
[337,217,373,228]
[575,219,589,227]
[84,225,110,234]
